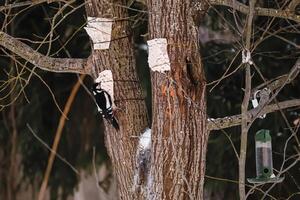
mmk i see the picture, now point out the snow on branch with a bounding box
[209,0,300,23]
[0,31,93,74]
[242,49,253,65]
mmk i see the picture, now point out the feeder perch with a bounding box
[247,129,284,184]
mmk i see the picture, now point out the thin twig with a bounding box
[26,124,79,174]
[37,74,85,200]
[209,0,300,23]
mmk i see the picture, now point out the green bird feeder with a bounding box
[247,129,284,184]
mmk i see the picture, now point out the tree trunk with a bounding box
[85,1,149,199]
[147,0,208,199]
[85,0,208,199]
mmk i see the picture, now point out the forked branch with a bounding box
[209,57,300,130]
[252,58,300,98]
[208,99,300,130]
[209,0,300,23]
[0,32,93,74]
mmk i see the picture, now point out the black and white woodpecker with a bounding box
[92,83,119,130]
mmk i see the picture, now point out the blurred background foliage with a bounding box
[0,0,299,199]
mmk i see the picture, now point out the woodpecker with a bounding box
[92,83,119,130]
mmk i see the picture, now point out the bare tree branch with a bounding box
[238,0,257,197]
[208,99,300,130]
[288,0,300,11]
[211,57,300,132]
[37,75,84,200]
[252,58,300,98]
[209,0,300,23]
[0,32,93,74]
[0,0,71,12]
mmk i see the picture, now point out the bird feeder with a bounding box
[247,129,284,184]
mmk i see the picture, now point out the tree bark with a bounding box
[147,0,208,199]
[85,1,149,199]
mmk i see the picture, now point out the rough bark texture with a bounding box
[85,1,149,199]
[147,0,208,199]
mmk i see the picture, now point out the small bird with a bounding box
[92,83,119,130]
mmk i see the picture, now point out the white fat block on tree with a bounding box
[84,17,113,50]
[95,70,115,107]
[147,38,171,72]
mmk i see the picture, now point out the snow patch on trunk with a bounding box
[138,128,151,150]
[132,128,152,195]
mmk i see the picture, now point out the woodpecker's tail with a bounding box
[110,117,120,131]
